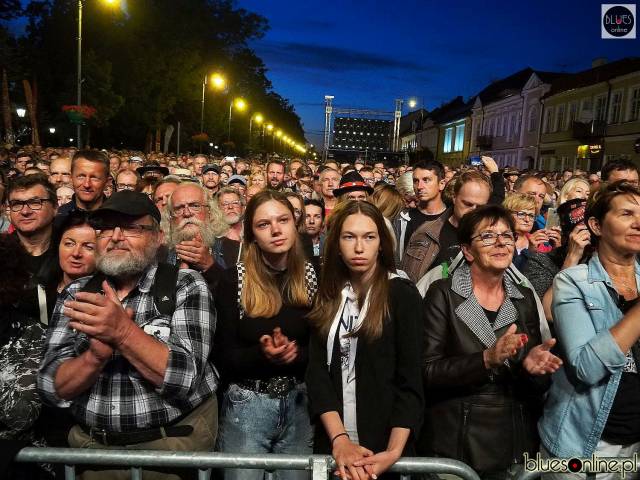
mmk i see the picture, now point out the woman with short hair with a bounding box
[420,205,561,478]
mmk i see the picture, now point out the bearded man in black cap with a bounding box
[38,190,218,480]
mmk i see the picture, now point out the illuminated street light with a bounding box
[408,99,417,109]
[16,108,26,118]
[201,71,227,133]
[76,0,121,148]
[249,113,264,149]
[49,127,56,134]
[228,97,248,142]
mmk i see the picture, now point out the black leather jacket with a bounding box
[418,264,549,473]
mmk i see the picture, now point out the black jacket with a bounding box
[418,264,548,473]
[306,277,424,455]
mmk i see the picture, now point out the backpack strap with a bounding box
[152,262,180,316]
[80,264,179,317]
[81,272,108,294]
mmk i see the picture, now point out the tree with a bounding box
[9,0,306,151]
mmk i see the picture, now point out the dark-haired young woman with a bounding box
[215,190,318,480]
[306,201,424,480]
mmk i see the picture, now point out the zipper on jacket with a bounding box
[460,404,471,461]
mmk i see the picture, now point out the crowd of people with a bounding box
[2,143,640,480]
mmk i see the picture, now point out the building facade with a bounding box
[539,58,640,172]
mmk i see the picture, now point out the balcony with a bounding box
[572,120,606,140]
[476,135,493,149]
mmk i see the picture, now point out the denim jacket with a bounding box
[538,254,639,457]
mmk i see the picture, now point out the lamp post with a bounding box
[249,113,263,150]
[76,0,119,149]
[228,97,247,142]
[200,72,226,134]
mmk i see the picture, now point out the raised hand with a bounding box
[65,280,134,347]
[483,324,527,369]
[524,338,563,375]
[175,232,215,271]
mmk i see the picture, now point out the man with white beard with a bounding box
[38,191,218,479]
[165,182,226,266]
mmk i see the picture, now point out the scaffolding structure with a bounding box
[322,96,404,162]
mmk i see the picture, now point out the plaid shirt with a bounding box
[38,264,218,432]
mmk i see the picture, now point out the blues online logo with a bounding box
[602,4,636,39]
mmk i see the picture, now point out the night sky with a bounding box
[239,0,639,146]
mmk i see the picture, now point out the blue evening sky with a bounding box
[239,0,639,145]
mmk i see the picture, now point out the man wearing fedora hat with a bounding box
[333,170,374,202]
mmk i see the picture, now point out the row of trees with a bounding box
[0,0,306,153]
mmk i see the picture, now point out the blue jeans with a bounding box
[217,382,314,480]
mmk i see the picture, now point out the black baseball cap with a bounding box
[90,190,161,224]
[202,164,221,175]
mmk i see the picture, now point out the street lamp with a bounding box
[16,108,26,118]
[228,97,247,142]
[249,113,263,139]
[76,0,120,149]
[200,71,226,133]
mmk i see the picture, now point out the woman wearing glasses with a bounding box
[420,205,561,479]
[503,193,537,270]
[539,183,640,476]
[215,190,318,480]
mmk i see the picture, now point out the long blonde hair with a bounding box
[241,190,310,318]
[309,201,395,340]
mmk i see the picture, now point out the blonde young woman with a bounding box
[306,201,423,480]
[215,190,318,480]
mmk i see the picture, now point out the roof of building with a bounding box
[399,108,428,136]
[546,57,640,96]
[431,96,475,124]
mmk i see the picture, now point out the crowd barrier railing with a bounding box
[15,448,482,480]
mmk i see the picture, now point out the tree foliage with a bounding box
[5,0,305,151]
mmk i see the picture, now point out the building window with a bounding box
[443,127,453,153]
[609,91,623,124]
[454,124,465,152]
[595,95,607,122]
[568,102,578,126]
[630,87,640,121]
[581,98,592,114]
[528,106,538,132]
[544,107,554,133]
[508,115,515,141]
[556,104,566,132]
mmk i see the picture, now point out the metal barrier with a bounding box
[515,456,639,479]
[15,448,482,480]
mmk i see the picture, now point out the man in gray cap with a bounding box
[38,190,218,479]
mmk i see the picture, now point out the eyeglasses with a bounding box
[220,200,241,208]
[172,202,208,216]
[512,211,535,221]
[471,231,516,246]
[96,224,156,238]
[9,197,53,212]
